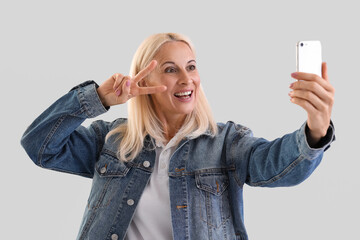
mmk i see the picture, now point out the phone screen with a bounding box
[296,41,322,77]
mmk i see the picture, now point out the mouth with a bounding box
[174,90,193,100]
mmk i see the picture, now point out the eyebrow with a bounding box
[160,60,196,67]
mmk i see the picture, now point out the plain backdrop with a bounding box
[1,0,359,239]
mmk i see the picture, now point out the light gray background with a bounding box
[1,0,358,239]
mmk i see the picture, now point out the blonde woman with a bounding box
[21,33,335,240]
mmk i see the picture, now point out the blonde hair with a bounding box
[108,33,217,161]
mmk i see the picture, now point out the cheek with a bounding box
[194,76,201,90]
[153,90,172,104]
[146,72,164,86]
[150,75,173,88]
[193,73,201,84]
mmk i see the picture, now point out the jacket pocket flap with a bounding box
[195,172,229,196]
[95,151,130,177]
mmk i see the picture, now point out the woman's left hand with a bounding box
[289,62,335,145]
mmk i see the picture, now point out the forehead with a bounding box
[154,41,195,63]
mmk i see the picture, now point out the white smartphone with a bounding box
[296,40,322,77]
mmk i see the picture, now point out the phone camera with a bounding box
[300,43,304,47]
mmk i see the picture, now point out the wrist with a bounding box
[96,87,108,107]
[305,125,327,148]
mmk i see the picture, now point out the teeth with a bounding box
[174,91,192,97]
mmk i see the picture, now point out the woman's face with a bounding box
[146,41,200,121]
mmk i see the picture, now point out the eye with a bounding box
[164,67,176,73]
[187,65,196,71]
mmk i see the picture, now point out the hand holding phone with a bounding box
[290,40,335,145]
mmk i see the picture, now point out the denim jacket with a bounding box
[21,81,335,240]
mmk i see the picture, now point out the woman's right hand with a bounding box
[97,60,167,107]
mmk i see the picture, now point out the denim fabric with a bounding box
[21,81,335,240]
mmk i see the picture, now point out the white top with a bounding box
[124,135,180,240]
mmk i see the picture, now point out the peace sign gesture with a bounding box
[97,60,167,107]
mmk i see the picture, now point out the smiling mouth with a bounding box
[174,90,193,99]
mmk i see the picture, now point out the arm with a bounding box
[228,122,334,187]
[247,122,333,187]
[21,81,112,178]
[230,63,335,187]
[21,61,166,178]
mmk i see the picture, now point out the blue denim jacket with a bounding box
[21,81,335,240]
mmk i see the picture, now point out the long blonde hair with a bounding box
[108,33,217,161]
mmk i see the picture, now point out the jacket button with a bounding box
[143,161,150,168]
[127,199,135,206]
[100,167,106,174]
[111,234,118,240]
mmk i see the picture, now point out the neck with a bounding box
[157,112,187,143]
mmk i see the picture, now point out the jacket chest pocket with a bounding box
[87,151,131,210]
[195,172,231,229]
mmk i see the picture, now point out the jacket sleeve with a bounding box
[21,81,117,178]
[229,121,335,187]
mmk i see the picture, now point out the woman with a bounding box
[21,33,335,240]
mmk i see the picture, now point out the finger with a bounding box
[115,76,130,96]
[121,78,131,99]
[291,69,335,95]
[115,76,131,96]
[322,62,329,81]
[290,78,335,105]
[290,80,330,102]
[133,60,158,83]
[289,90,326,111]
[291,72,322,83]
[291,72,333,92]
[138,85,167,95]
[290,97,317,115]
[112,73,124,90]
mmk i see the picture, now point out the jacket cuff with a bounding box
[297,121,335,160]
[71,80,109,118]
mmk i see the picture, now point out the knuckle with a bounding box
[302,90,310,98]
[318,103,326,111]
[306,92,313,100]
[307,73,316,80]
[311,83,321,93]
[314,75,322,81]
[293,81,300,88]
[309,81,317,89]
[116,74,124,81]
[330,85,335,94]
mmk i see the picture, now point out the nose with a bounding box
[178,71,193,85]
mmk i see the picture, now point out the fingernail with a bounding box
[116,90,121,96]
[289,83,294,88]
[291,73,297,78]
[288,91,293,97]
[126,80,130,87]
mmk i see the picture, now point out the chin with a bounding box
[179,107,195,116]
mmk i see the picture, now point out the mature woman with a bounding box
[21,33,335,240]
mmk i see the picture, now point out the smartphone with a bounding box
[296,40,322,77]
